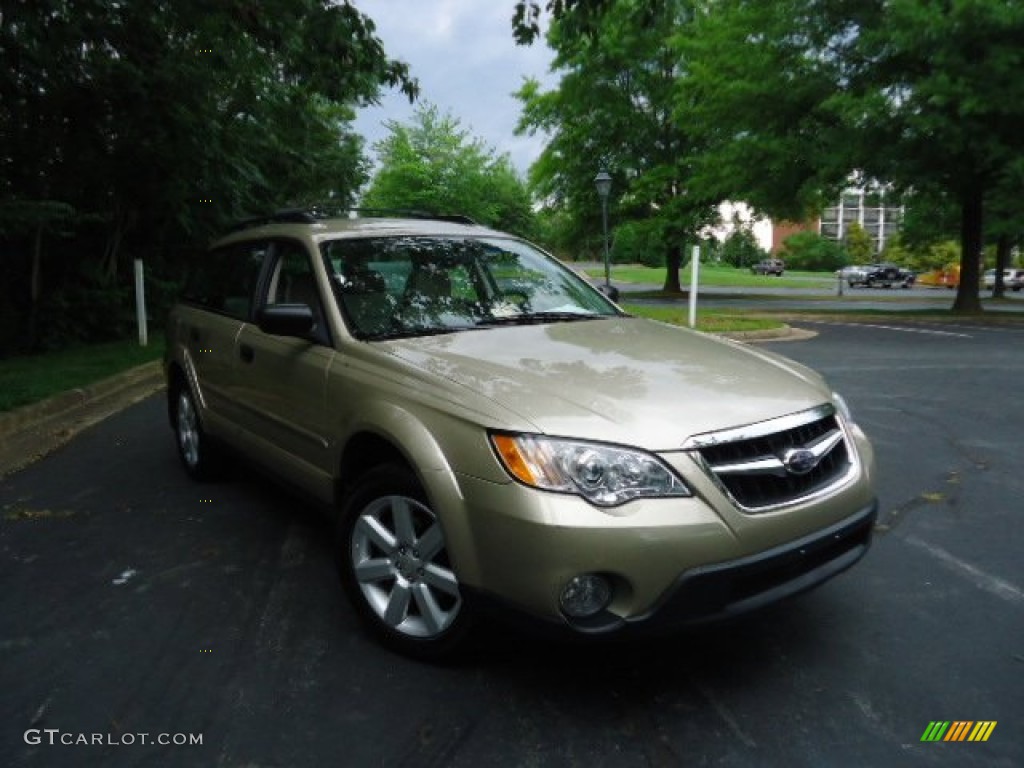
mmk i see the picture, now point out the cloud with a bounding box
[352,0,556,177]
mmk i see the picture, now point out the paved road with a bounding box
[686,286,1024,313]
[2,321,1021,767]
[572,261,1024,313]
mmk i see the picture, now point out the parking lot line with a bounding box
[904,535,1024,606]
[807,321,973,338]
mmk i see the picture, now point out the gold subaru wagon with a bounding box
[165,211,877,659]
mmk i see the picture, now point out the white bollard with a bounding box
[688,245,700,329]
[134,258,148,347]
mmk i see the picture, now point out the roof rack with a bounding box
[225,208,318,232]
[349,208,479,225]
[226,206,478,232]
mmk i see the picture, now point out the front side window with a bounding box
[264,240,329,344]
[322,236,620,339]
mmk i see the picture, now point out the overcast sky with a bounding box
[349,2,771,246]
[351,0,558,178]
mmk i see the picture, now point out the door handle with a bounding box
[239,344,254,363]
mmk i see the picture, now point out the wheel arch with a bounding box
[336,431,415,503]
[166,361,188,429]
[335,409,481,585]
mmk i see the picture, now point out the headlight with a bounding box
[489,433,690,507]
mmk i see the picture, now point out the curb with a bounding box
[0,361,166,478]
[0,361,165,438]
[717,325,818,342]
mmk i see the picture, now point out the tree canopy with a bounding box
[362,105,535,237]
[0,0,415,351]
[515,0,1024,312]
[516,0,718,291]
[680,0,1024,311]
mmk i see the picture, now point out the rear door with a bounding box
[177,240,268,430]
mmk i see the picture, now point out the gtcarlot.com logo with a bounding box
[920,721,997,743]
[24,729,203,747]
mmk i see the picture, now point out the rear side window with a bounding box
[182,242,267,320]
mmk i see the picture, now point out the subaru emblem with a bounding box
[782,447,819,475]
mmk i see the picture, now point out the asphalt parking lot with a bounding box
[1,319,1021,767]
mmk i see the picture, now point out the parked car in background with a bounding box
[836,264,869,285]
[164,209,878,659]
[917,264,960,289]
[750,259,785,276]
[984,268,1024,291]
[841,263,914,289]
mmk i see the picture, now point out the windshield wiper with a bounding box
[476,312,605,327]
[362,327,462,341]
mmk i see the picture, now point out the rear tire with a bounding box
[337,464,472,660]
[171,384,221,481]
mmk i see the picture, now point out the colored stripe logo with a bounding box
[921,721,997,742]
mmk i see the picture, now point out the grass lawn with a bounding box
[0,338,165,413]
[586,263,835,289]
[622,304,785,333]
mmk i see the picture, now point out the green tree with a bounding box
[0,0,415,352]
[719,227,767,269]
[985,171,1024,296]
[782,231,848,272]
[678,0,1024,313]
[879,234,912,269]
[514,2,1024,305]
[843,222,874,264]
[362,105,535,236]
[898,190,960,253]
[516,0,717,292]
[512,0,617,44]
[610,220,663,267]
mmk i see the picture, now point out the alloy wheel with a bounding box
[350,495,462,638]
[176,389,200,469]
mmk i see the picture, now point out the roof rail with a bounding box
[339,207,478,225]
[225,209,318,232]
[226,206,478,232]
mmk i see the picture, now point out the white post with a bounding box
[688,244,700,329]
[134,258,148,346]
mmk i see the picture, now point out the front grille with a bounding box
[689,407,853,512]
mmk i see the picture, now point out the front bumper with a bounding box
[442,444,877,637]
[461,500,876,637]
[596,499,876,634]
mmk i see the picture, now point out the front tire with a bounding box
[337,464,471,660]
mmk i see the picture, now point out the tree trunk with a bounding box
[952,188,983,313]
[101,221,124,284]
[992,233,1010,298]
[662,242,683,293]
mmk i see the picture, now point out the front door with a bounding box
[232,240,337,497]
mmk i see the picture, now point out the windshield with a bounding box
[321,235,621,339]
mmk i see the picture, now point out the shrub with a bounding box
[782,231,849,271]
[719,228,768,268]
[610,220,663,267]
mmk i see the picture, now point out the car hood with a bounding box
[386,317,830,450]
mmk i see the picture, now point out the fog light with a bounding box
[559,573,612,618]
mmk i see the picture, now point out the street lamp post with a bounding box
[594,170,612,289]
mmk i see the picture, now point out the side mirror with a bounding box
[596,283,620,303]
[257,304,315,337]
